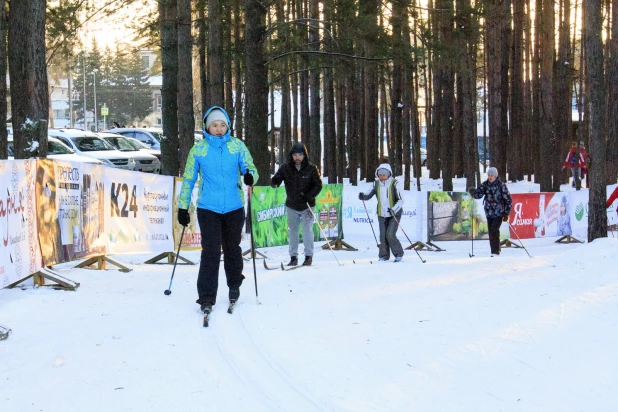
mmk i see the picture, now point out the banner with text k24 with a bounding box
[104,168,174,254]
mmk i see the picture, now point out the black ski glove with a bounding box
[301,193,311,203]
[468,187,476,195]
[358,192,364,200]
[502,214,509,222]
[244,172,254,186]
[177,209,190,227]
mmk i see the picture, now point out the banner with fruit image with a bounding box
[250,184,344,248]
[427,191,509,242]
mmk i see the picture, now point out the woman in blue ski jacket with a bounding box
[177,106,258,311]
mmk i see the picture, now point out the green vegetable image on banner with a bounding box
[250,184,344,249]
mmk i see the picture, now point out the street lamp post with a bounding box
[82,53,87,130]
[93,69,98,131]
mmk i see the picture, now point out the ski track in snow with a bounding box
[207,306,326,411]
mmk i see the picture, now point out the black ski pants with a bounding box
[487,216,503,255]
[196,207,245,305]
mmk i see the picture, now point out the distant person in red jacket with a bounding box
[579,141,589,182]
[562,142,585,188]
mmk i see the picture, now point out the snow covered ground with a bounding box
[2,171,617,412]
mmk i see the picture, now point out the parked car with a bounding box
[125,137,161,160]
[109,127,163,150]
[48,128,136,170]
[7,136,104,165]
[98,132,161,173]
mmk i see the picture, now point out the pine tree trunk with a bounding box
[585,0,608,241]
[208,0,224,106]
[0,0,7,159]
[298,0,310,142]
[198,0,208,116]
[308,0,321,165]
[276,0,291,164]
[8,0,49,159]
[607,0,618,183]
[244,0,270,180]
[391,0,405,177]
[538,0,555,190]
[323,0,336,182]
[234,0,243,141]
[224,3,234,128]
[178,0,194,175]
[159,0,180,176]
[510,0,525,182]
[358,0,379,182]
[554,0,572,190]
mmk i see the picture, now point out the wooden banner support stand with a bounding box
[322,239,358,251]
[145,252,195,265]
[405,241,435,251]
[555,235,584,244]
[425,241,446,251]
[6,267,80,291]
[500,239,522,248]
[0,325,10,341]
[242,249,268,260]
[73,255,133,272]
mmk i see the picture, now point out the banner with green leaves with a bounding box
[250,184,344,248]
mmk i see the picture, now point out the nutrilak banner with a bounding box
[342,187,425,241]
[0,160,42,288]
[36,159,106,266]
[104,168,174,254]
[250,184,344,248]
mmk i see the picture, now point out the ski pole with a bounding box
[389,210,426,263]
[508,223,532,258]
[361,199,380,247]
[164,225,186,295]
[247,186,259,300]
[469,220,475,258]
[306,202,343,266]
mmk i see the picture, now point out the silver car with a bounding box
[98,132,161,173]
[110,127,163,150]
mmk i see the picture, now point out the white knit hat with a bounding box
[487,167,498,176]
[204,109,228,131]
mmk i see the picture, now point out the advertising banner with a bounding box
[508,193,565,239]
[427,191,509,242]
[250,184,344,248]
[36,159,106,265]
[172,177,202,249]
[104,168,174,254]
[342,189,424,242]
[0,160,42,288]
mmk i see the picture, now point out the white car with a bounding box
[7,136,104,165]
[48,128,136,170]
[98,132,161,173]
[125,136,161,160]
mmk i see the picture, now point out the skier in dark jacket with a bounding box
[271,142,323,267]
[468,166,512,257]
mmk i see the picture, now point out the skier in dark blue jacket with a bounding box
[468,167,512,257]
